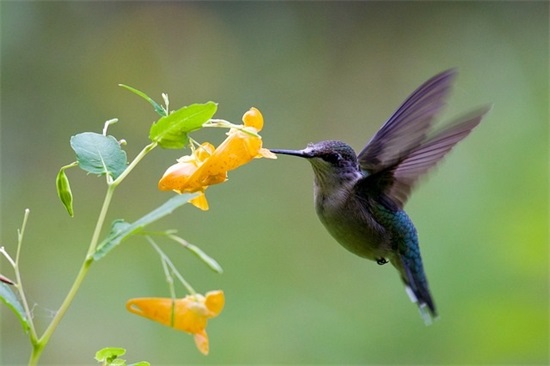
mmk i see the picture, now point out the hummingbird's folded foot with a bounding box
[376,257,388,265]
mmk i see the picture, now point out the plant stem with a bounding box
[15,209,30,264]
[203,119,261,137]
[11,210,40,343]
[27,142,157,365]
[28,184,116,366]
[112,142,157,187]
[28,256,93,365]
[147,237,196,295]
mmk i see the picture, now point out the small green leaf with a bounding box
[128,362,150,366]
[56,167,74,216]
[95,347,126,363]
[149,102,217,149]
[0,282,30,333]
[186,243,223,273]
[164,234,223,273]
[93,193,198,261]
[119,84,166,117]
[70,132,128,179]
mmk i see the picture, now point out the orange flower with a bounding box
[158,107,276,210]
[126,290,224,355]
[157,142,222,210]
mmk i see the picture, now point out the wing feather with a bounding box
[358,69,457,173]
[389,106,491,207]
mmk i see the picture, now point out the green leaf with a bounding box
[95,346,126,361]
[149,102,217,149]
[93,193,197,261]
[174,238,223,274]
[128,362,150,366]
[95,347,126,364]
[0,282,31,333]
[71,132,128,179]
[119,84,166,117]
[56,167,74,217]
[185,242,223,273]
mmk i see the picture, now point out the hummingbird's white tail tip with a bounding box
[405,286,418,303]
[419,304,434,326]
[405,286,438,326]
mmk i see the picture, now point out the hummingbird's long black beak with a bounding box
[269,149,309,158]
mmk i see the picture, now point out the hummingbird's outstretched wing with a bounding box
[387,106,491,207]
[358,69,457,173]
[359,106,491,209]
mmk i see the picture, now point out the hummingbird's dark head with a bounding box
[271,140,358,167]
[304,140,358,165]
[270,140,361,187]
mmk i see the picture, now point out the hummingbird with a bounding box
[271,69,490,324]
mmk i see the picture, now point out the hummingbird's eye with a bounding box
[322,152,341,164]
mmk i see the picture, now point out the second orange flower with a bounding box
[126,291,224,355]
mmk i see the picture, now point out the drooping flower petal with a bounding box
[189,192,209,211]
[194,329,209,355]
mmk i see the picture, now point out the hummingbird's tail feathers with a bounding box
[418,302,436,326]
[398,253,438,323]
[358,69,457,174]
[405,286,435,325]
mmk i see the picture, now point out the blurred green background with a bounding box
[1,2,548,365]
